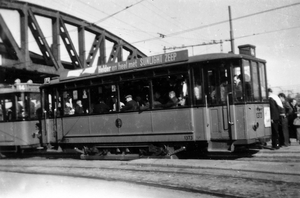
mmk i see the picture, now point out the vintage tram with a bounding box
[0,80,41,154]
[40,44,271,159]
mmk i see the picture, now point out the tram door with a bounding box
[42,88,62,145]
[204,65,235,142]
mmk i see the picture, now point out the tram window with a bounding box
[61,89,89,115]
[16,93,25,120]
[44,91,54,118]
[206,66,230,105]
[4,96,14,121]
[90,85,116,113]
[27,93,41,119]
[259,63,267,101]
[119,80,150,111]
[251,62,260,101]
[151,74,189,109]
[233,66,243,102]
[243,60,253,101]
[63,91,75,115]
[193,66,203,105]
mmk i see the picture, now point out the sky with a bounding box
[1,0,300,95]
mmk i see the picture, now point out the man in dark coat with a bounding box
[121,95,138,112]
[278,93,293,146]
[94,98,110,114]
[268,88,282,149]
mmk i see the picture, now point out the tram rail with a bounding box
[0,155,300,197]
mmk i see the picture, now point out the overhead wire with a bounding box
[235,25,300,40]
[142,0,209,41]
[131,2,300,44]
[107,1,176,48]
[93,0,146,24]
[75,0,155,43]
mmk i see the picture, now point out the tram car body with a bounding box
[41,44,271,156]
[0,80,41,152]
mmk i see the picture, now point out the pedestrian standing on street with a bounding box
[278,93,293,147]
[289,98,298,140]
[268,88,283,149]
[293,109,300,144]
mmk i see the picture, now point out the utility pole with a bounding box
[228,6,235,54]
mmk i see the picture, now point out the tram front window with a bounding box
[16,93,25,120]
[206,64,231,105]
[27,93,41,119]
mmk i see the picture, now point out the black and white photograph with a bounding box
[0,0,300,197]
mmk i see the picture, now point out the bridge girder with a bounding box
[0,0,146,77]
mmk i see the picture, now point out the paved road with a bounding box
[0,171,216,198]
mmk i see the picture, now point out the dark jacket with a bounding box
[121,100,138,111]
[279,101,293,117]
[269,97,280,121]
[94,102,110,114]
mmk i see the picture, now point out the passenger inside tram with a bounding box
[163,91,178,108]
[234,74,243,101]
[153,91,164,109]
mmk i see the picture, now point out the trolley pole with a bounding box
[228,6,235,54]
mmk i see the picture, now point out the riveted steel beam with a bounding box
[27,8,60,70]
[59,16,82,69]
[0,14,23,60]
[86,34,105,67]
[0,0,147,77]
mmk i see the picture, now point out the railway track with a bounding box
[3,143,300,163]
[1,148,300,198]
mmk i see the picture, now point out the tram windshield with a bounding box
[0,92,41,121]
[204,58,267,105]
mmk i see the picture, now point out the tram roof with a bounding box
[188,52,266,63]
[44,50,266,86]
[0,83,40,93]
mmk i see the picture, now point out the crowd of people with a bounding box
[268,88,300,149]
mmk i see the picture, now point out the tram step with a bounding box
[208,141,234,152]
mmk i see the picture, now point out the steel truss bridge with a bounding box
[0,0,146,83]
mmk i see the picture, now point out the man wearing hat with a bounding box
[121,95,138,112]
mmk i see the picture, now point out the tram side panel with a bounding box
[150,108,194,142]
[51,108,196,146]
[0,122,14,145]
[0,121,40,147]
[244,104,271,143]
[62,114,119,144]
[191,107,210,141]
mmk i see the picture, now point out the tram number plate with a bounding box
[184,135,193,141]
[256,112,263,118]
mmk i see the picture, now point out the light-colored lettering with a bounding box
[112,65,118,71]
[128,60,138,68]
[118,62,128,70]
[98,65,111,73]
[165,52,177,62]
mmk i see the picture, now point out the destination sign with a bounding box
[59,50,188,81]
[98,50,188,74]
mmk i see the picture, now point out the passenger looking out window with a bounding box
[112,96,125,112]
[136,96,150,111]
[64,96,74,115]
[121,95,138,112]
[234,74,243,101]
[163,91,178,108]
[75,100,84,114]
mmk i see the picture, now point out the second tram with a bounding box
[0,80,41,153]
[40,44,271,158]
